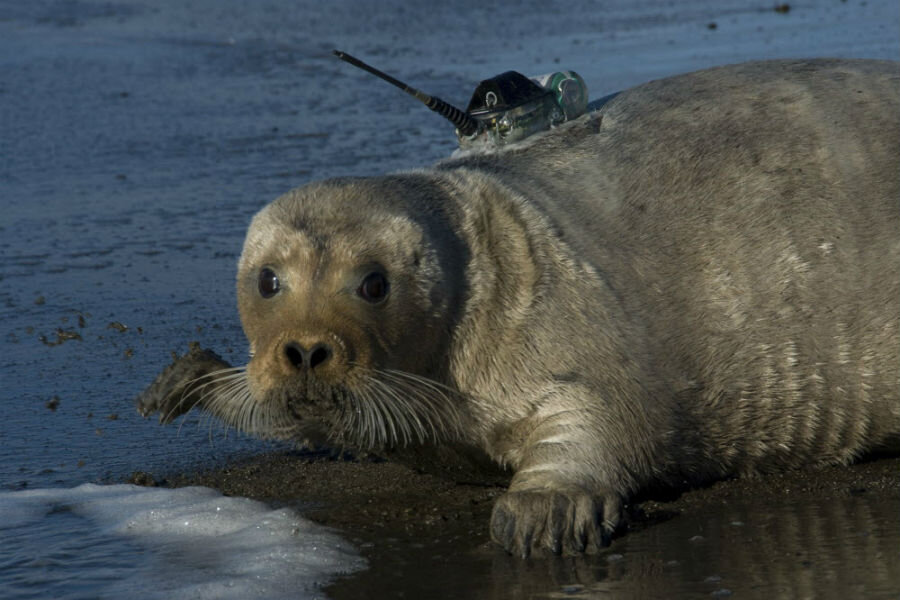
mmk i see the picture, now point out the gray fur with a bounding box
[140,59,900,556]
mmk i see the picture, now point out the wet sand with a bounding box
[145,450,900,599]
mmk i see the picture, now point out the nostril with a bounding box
[284,342,305,369]
[284,341,332,370]
[308,343,332,369]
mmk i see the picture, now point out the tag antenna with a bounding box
[333,50,479,137]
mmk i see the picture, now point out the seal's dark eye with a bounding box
[258,268,280,298]
[357,272,389,303]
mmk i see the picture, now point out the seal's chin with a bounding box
[236,374,348,443]
[243,366,468,450]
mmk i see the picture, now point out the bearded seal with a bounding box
[138,59,900,557]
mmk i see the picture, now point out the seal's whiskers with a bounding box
[335,368,466,449]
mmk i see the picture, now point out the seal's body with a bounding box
[139,59,900,556]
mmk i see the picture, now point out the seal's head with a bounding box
[229,176,468,448]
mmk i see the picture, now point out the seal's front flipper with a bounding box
[136,342,233,424]
[490,485,622,557]
[486,385,647,556]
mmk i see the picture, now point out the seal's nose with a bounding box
[284,341,332,371]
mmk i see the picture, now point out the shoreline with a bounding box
[133,450,900,599]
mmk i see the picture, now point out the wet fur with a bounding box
[139,59,900,556]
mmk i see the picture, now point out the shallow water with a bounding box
[329,493,900,599]
[1,0,898,598]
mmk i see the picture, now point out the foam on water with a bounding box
[0,484,364,600]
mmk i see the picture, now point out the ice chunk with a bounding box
[0,484,365,599]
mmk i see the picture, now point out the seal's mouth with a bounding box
[252,366,468,450]
[241,369,363,446]
[284,382,346,427]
